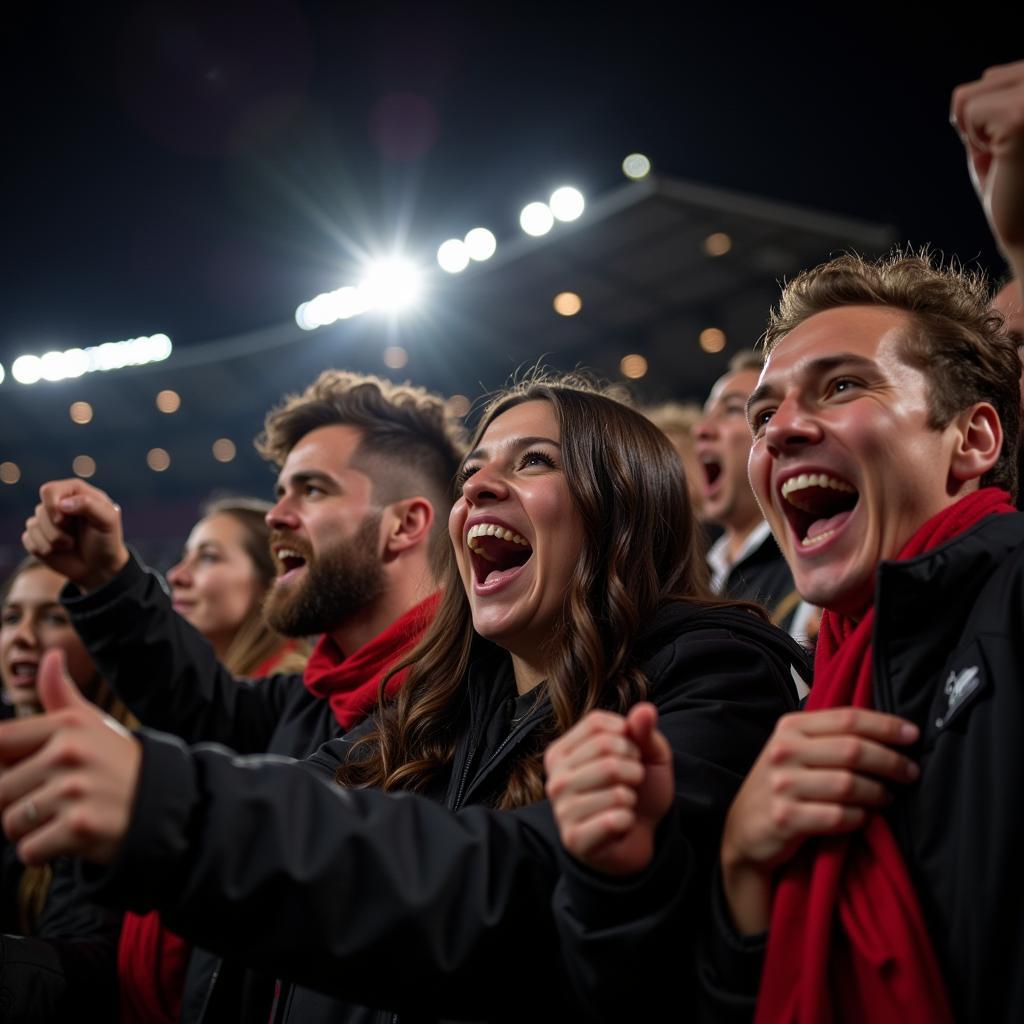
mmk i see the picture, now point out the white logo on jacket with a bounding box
[935,665,980,728]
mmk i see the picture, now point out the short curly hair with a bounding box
[256,371,467,547]
[763,250,1020,498]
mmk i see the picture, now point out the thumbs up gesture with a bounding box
[0,650,140,865]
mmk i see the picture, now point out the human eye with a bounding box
[518,449,556,471]
[455,464,480,489]
[827,376,862,398]
[748,407,774,437]
[0,608,19,626]
[43,610,71,627]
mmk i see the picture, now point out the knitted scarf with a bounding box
[756,487,1015,1024]
[302,593,438,729]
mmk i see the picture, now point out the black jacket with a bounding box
[701,512,1024,1023]
[721,531,801,632]
[63,554,342,1023]
[78,601,804,1023]
[0,841,120,1023]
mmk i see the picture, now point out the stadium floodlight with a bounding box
[549,187,585,222]
[359,259,422,312]
[464,227,497,261]
[0,363,4,384]
[520,202,554,237]
[437,239,470,273]
[622,153,651,180]
[10,334,173,385]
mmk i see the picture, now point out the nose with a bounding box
[763,394,822,456]
[267,495,299,531]
[10,614,38,650]
[694,412,716,441]
[461,462,509,506]
[166,558,190,588]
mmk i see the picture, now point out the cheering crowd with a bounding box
[0,62,1023,1023]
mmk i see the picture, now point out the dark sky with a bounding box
[2,4,1019,365]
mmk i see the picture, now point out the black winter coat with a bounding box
[76,601,805,1023]
[701,513,1024,1023]
[63,554,342,1023]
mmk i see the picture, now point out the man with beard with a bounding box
[22,369,465,1024]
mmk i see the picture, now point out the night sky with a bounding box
[3,5,1019,367]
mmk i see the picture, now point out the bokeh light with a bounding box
[70,401,93,424]
[0,462,21,485]
[553,292,582,317]
[549,187,585,222]
[448,394,471,417]
[464,227,497,261]
[519,202,554,237]
[622,153,651,180]
[703,232,732,257]
[212,438,236,463]
[620,353,649,379]
[383,345,409,369]
[700,327,727,353]
[156,389,181,413]
[73,455,96,478]
[147,448,171,472]
[437,239,470,274]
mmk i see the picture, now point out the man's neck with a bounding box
[724,517,765,565]
[328,566,436,656]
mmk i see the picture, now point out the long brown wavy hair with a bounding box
[337,374,745,809]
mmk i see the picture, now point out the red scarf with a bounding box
[303,593,438,729]
[118,912,189,1024]
[756,487,1015,1024]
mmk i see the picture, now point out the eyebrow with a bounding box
[462,435,561,465]
[275,470,337,493]
[746,353,879,416]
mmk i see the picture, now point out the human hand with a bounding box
[22,479,130,591]
[720,707,919,934]
[951,61,1024,260]
[544,703,674,877]
[0,649,140,865]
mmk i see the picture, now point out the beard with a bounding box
[263,512,386,637]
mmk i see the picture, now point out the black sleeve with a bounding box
[0,857,120,1024]
[549,623,798,1022]
[61,553,299,752]
[81,731,570,1019]
[76,624,795,1021]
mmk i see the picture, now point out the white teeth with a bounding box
[780,473,856,500]
[800,529,837,548]
[11,664,36,677]
[466,523,530,552]
[276,549,304,561]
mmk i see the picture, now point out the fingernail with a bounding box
[59,498,78,511]
[899,722,919,742]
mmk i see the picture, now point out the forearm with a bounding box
[80,731,566,1018]
[62,554,283,749]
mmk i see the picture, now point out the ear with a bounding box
[948,402,1003,487]
[381,497,434,559]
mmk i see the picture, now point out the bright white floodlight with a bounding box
[359,259,422,312]
[520,202,554,237]
[437,239,470,273]
[12,355,42,384]
[622,153,651,180]
[0,363,5,384]
[464,227,497,261]
[549,187,585,222]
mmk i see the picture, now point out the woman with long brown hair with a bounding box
[1,376,804,1022]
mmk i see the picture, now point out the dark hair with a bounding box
[763,250,1021,498]
[198,498,306,677]
[337,373,749,809]
[256,370,467,553]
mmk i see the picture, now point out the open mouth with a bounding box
[701,456,722,490]
[6,661,39,688]
[779,472,859,549]
[274,547,308,578]
[466,523,533,587]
